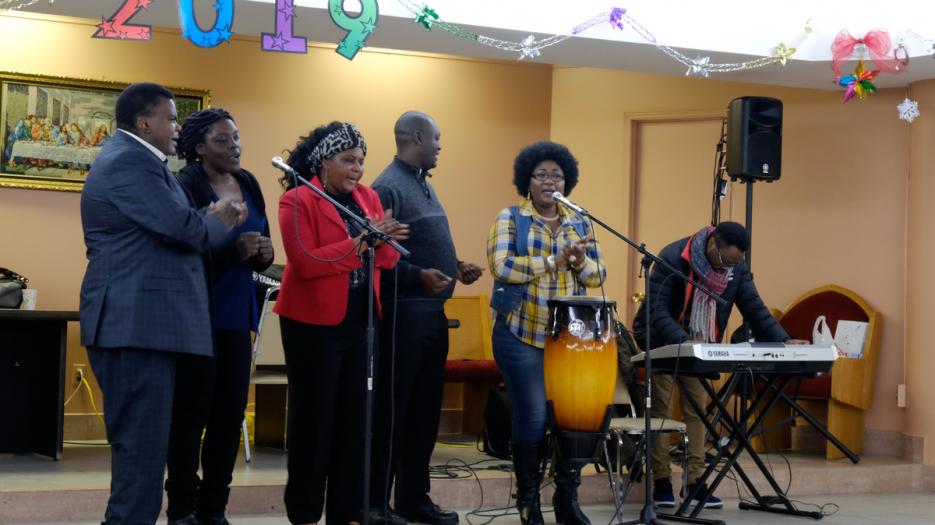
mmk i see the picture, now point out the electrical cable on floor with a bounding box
[63,380,83,407]
[81,375,106,427]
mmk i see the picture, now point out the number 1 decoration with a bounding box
[261,0,308,53]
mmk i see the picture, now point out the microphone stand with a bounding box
[273,161,409,525]
[560,200,726,525]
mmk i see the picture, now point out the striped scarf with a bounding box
[687,226,731,343]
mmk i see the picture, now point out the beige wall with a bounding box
[549,67,909,439]
[906,80,935,465]
[3,12,931,462]
[0,12,551,414]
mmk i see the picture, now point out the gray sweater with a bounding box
[372,157,458,309]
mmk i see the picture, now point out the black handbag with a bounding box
[0,267,28,309]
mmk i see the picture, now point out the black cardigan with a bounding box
[176,163,273,276]
[632,235,788,350]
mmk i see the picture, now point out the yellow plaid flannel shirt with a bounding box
[486,200,606,348]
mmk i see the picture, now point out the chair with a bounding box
[242,285,288,462]
[442,295,501,434]
[763,285,881,460]
[604,374,688,513]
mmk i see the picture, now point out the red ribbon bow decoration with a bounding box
[831,29,906,80]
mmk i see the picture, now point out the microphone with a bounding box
[551,192,586,215]
[271,156,296,175]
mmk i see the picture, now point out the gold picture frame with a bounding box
[0,72,209,192]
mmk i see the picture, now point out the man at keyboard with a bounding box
[631,221,806,510]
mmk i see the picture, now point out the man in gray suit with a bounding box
[80,83,244,525]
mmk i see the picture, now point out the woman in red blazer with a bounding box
[275,122,408,525]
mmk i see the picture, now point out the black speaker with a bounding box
[726,96,782,182]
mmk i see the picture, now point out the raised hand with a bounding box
[420,268,453,295]
[207,196,247,230]
[456,261,484,285]
[235,231,261,261]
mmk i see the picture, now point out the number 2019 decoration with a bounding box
[92,0,378,60]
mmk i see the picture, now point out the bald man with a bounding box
[368,112,483,525]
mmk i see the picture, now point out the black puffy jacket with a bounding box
[632,235,788,350]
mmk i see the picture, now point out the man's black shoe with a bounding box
[167,514,201,525]
[368,507,408,525]
[397,503,459,525]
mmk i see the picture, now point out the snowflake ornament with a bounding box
[897,98,920,123]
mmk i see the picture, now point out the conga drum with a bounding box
[543,296,618,433]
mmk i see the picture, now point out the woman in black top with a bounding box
[166,108,274,525]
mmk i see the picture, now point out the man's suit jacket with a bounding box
[80,131,226,355]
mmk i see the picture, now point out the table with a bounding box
[0,310,78,460]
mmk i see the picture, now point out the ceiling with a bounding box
[11,0,935,90]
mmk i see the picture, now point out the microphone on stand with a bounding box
[271,156,296,175]
[551,191,587,215]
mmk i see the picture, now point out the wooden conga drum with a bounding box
[543,296,618,433]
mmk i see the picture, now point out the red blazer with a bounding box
[275,177,400,326]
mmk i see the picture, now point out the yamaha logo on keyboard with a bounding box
[707,350,730,357]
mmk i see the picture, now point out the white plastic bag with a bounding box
[812,315,843,357]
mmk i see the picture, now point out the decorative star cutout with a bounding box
[201,34,216,47]
[897,98,920,123]
[278,1,296,21]
[213,1,224,11]
[214,24,232,43]
[269,32,288,50]
[97,17,116,37]
[360,17,377,35]
[686,56,710,77]
[774,42,796,66]
[331,3,342,16]
[119,30,129,40]
[838,59,879,102]
[136,0,152,9]
[414,5,439,30]
[518,35,541,60]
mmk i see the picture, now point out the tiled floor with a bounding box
[0,436,929,524]
[10,493,935,525]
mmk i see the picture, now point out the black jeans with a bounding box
[280,314,370,525]
[165,329,252,520]
[371,306,450,510]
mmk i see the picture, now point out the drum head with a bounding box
[547,295,616,308]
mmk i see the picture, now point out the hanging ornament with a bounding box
[609,7,626,31]
[774,43,795,66]
[830,29,906,81]
[686,56,711,77]
[518,35,541,60]
[897,98,920,122]
[0,0,53,10]
[838,60,879,102]
[413,5,438,30]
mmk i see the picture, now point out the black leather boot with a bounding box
[511,441,545,525]
[553,458,590,525]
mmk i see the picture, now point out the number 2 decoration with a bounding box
[94,0,379,60]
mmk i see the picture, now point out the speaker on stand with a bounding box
[725,96,782,339]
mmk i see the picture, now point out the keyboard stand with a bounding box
[754,374,859,464]
[656,372,824,522]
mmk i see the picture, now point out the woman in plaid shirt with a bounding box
[486,141,605,525]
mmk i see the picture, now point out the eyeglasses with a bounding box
[531,172,565,182]
[715,246,740,269]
